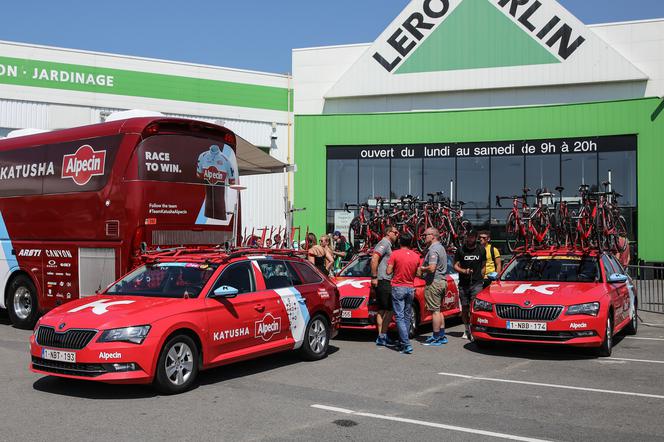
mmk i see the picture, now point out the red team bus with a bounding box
[0,117,241,328]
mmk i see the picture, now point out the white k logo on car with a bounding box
[68,299,135,315]
[513,284,560,295]
[336,279,371,289]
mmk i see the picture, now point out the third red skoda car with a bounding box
[471,249,638,356]
[30,248,340,394]
[335,253,461,337]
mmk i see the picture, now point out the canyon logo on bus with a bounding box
[61,145,107,186]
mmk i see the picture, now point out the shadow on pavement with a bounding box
[462,332,632,361]
[33,345,340,399]
[33,376,157,399]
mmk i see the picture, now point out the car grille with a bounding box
[341,297,365,310]
[36,326,97,350]
[496,305,563,321]
[340,318,373,327]
[482,327,596,342]
[31,356,107,377]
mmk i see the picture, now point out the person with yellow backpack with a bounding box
[479,231,502,288]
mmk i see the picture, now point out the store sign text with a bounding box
[327,135,635,160]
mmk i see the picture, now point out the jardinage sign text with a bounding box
[373,0,586,73]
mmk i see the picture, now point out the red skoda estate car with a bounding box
[30,249,340,394]
[334,253,461,337]
[471,249,637,356]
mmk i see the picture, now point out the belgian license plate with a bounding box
[341,310,352,319]
[506,321,547,331]
[42,348,76,363]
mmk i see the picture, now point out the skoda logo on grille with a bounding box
[524,301,531,307]
[58,323,66,330]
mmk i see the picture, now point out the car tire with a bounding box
[153,334,199,395]
[299,314,330,361]
[408,303,420,339]
[624,301,638,336]
[596,314,614,357]
[7,274,40,330]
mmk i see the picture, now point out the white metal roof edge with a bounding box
[588,17,664,28]
[0,39,291,79]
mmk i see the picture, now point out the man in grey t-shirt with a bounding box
[417,228,448,346]
[371,226,398,346]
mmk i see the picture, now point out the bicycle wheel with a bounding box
[505,212,523,252]
[532,209,554,248]
[614,215,628,252]
[414,217,428,252]
[348,217,364,252]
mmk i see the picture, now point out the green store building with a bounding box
[292,0,664,263]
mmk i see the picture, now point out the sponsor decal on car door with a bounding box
[274,287,310,349]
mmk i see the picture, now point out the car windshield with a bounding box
[106,263,218,298]
[501,256,599,283]
[340,255,371,277]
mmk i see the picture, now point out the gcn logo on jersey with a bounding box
[255,313,281,341]
[202,166,227,185]
[62,145,106,186]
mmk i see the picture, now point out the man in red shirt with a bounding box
[386,233,421,354]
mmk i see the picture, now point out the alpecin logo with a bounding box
[255,313,282,342]
[61,145,106,186]
[202,166,227,185]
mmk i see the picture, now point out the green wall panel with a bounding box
[0,56,290,111]
[295,98,664,262]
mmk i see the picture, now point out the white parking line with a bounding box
[438,372,664,399]
[608,357,664,364]
[311,404,550,442]
[625,336,664,341]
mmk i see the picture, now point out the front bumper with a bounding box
[29,335,156,384]
[471,311,605,347]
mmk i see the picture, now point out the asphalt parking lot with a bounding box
[2,311,663,442]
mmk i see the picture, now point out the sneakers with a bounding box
[399,344,413,354]
[422,335,448,346]
[461,331,468,339]
[376,335,397,347]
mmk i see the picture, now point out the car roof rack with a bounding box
[140,246,307,265]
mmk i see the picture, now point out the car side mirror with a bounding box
[608,273,628,284]
[487,272,499,281]
[213,285,239,298]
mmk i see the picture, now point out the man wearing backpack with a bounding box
[479,230,502,287]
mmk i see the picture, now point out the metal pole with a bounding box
[450,180,454,203]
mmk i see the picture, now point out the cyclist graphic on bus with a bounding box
[196,144,238,221]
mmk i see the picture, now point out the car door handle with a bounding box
[254,304,265,312]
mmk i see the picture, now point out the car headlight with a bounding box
[473,298,493,312]
[566,302,600,316]
[98,326,151,344]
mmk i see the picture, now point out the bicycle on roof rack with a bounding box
[497,187,554,253]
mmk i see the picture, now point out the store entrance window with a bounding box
[562,153,597,193]
[327,159,358,210]
[359,159,389,202]
[457,157,490,208]
[491,156,524,208]
[424,158,455,198]
[391,158,422,199]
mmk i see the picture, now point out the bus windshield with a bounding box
[106,263,218,298]
[501,256,599,283]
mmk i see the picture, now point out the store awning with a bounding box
[236,135,288,175]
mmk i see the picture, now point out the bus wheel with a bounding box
[7,275,39,330]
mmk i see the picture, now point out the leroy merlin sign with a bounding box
[373,0,585,73]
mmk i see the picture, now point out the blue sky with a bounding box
[1,0,663,74]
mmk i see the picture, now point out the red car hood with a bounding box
[332,276,427,298]
[480,281,604,305]
[333,277,372,297]
[38,295,193,331]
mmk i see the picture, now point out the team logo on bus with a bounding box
[61,145,106,186]
[201,166,227,185]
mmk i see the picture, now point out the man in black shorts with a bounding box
[371,226,398,347]
[454,230,486,340]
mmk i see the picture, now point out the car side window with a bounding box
[607,254,625,275]
[601,256,616,281]
[290,261,323,285]
[258,260,293,289]
[210,261,255,295]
